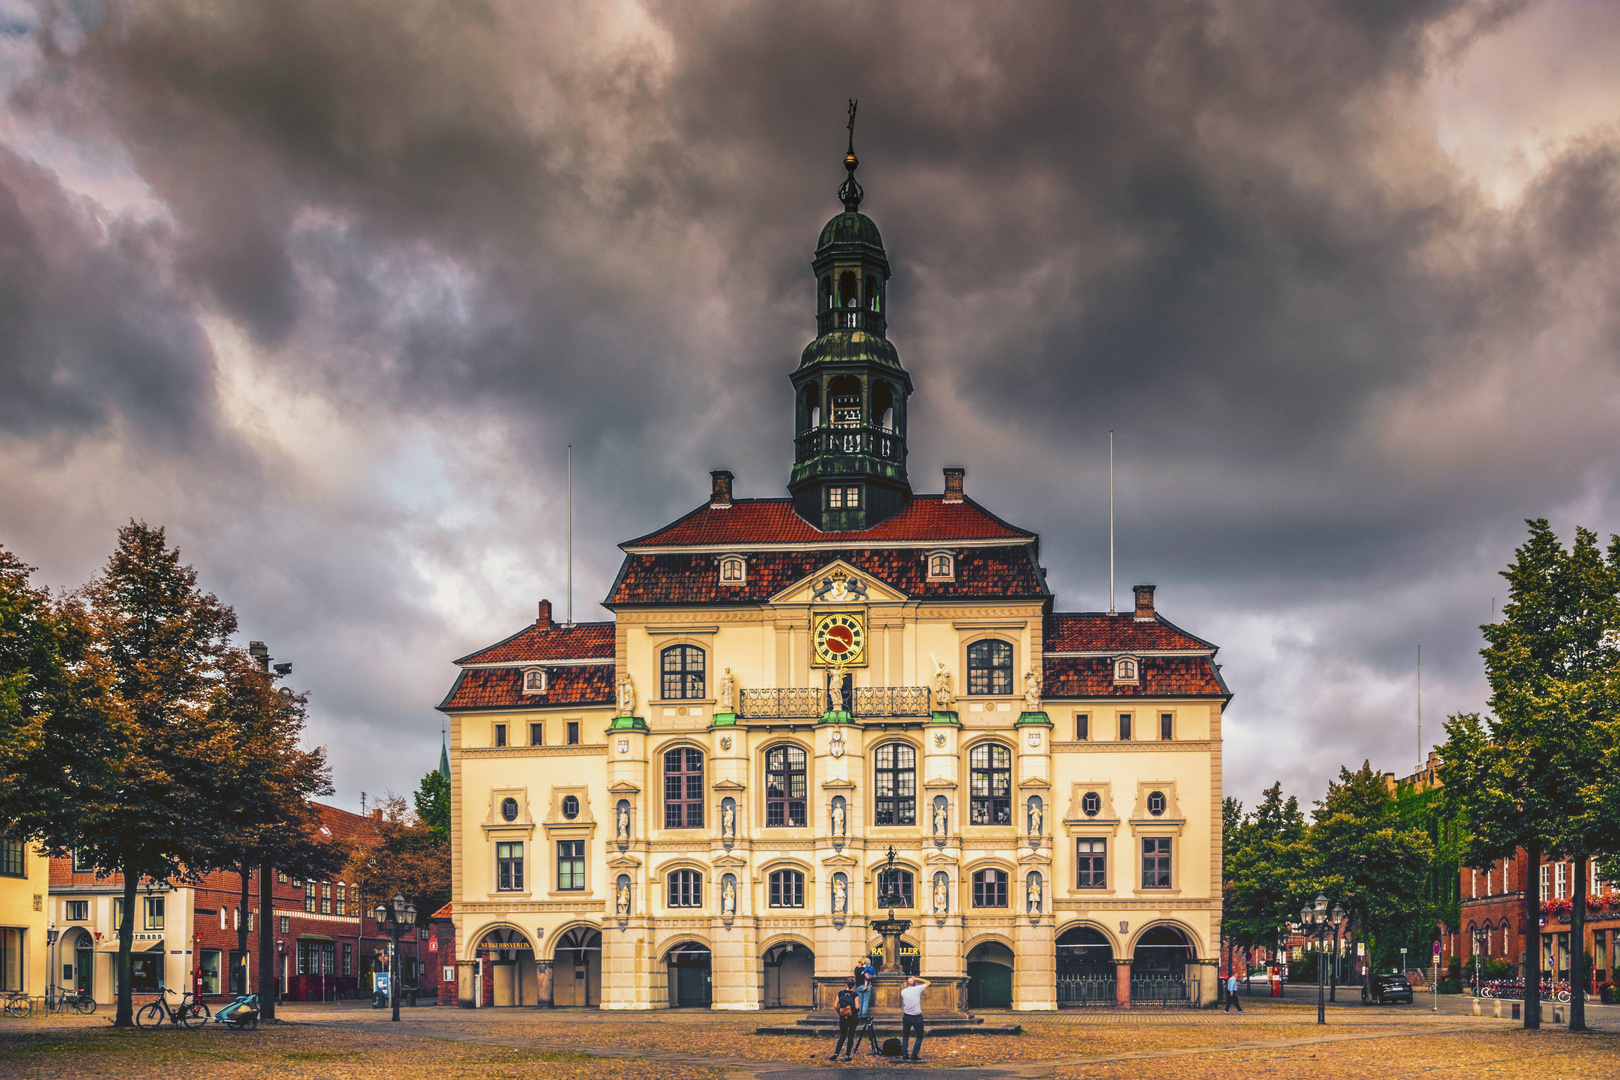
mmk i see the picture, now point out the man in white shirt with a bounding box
[899,976,929,1061]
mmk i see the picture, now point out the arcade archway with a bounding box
[966,940,1014,1009]
[762,941,815,1008]
[476,927,538,1007]
[1056,925,1115,1007]
[1131,925,1194,1005]
[553,927,601,1007]
[666,942,712,1007]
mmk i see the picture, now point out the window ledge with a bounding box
[1132,888,1182,897]
[490,891,533,899]
[546,890,589,899]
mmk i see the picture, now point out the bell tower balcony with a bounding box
[816,308,887,337]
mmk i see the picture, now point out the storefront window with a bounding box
[199,949,221,995]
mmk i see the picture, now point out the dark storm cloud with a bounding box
[5,0,1618,806]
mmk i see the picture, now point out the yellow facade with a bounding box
[0,843,51,998]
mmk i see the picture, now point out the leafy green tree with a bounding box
[1441,520,1620,1030]
[415,768,450,841]
[345,778,451,928]
[1223,783,1308,991]
[1310,762,1432,1000]
[0,547,75,809]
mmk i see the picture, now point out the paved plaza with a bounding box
[0,997,1616,1079]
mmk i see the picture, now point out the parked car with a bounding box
[1363,973,1414,1004]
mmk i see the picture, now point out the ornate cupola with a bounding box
[788,101,914,531]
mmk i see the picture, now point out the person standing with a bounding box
[1225,970,1243,1012]
[830,977,862,1062]
[899,975,929,1061]
[856,957,875,1017]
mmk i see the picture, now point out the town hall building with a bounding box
[440,132,1231,1011]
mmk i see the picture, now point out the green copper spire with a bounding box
[439,728,450,780]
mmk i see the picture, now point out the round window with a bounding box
[1147,791,1166,817]
[1082,791,1101,817]
[562,795,580,820]
[500,797,519,822]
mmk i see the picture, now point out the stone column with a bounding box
[1115,959,1132,1008]
[535,959,553,1006]
[456,960,479,1008]
[1014,916,1055,1010]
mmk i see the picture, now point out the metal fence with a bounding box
[1056,973,1117,1007]
[738,687,824,719]
[852,686,930,717]
[1129,974,1198,1006]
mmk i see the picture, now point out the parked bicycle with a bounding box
[1,990,32,1018]
[43,987,97,1016]
[135,987,210,1030]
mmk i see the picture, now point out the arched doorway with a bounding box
[667,942,712,1007]
[553,927,601,1007]
[762,942,815,1008]
[1131,926,1194,1005]
[966,941,1014,1008]
[64,929,94,997]
[477,928,538,1007]
[1056,925,1116,1007]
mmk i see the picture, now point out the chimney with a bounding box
[710,470,734,508]
[536,599,552,629]
[371,808,383,823]
[1133,584,1156,621]
[942,467,965,503]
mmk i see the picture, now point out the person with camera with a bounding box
[830,977,862,1062]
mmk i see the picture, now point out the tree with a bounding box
[415,768,450,841]
[1441,520,1620,1030]
[1310,762,1432,1000]
[345,776,451,926]
[0,547,72,808]
[1223,783,1310,992]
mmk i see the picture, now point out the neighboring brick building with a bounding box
[48,802,434,1003]
[1452,848,1620,988]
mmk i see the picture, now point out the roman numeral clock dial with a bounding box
[812,612,867,667]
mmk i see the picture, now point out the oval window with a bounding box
[1082,791,1101,817]
[500,797,519,822]
[1147,791,1166,817]
[562,795,580,820]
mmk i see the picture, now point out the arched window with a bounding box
[878,867,915,908]
[660,644,705,700]
[972,868,1008,907]
[839,270,858,307]
[820,276,832,312]
[667,869,703,908]
[1114,657,1138,682]
[967,640,1013,696]
[522,668,546,694]
[873,743,916,826]
[769,868,805,908]
[802,383,821,431]
[865,275,880,311]
[766,745,807,827]
[664,748,704,829]
[719,556,746,584]
[968,743,1012,825]
[927,552,954,581]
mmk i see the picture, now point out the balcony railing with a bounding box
[816,308,886,336]
[794,425,906,465]
[737,686,932,720]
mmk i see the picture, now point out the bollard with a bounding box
[1493,999,1502,1019]
[1511,1003,1520,1020]
[1471,998,1480,1016]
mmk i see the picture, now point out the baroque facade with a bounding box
[441,140,1231,1011]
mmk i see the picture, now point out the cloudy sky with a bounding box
[3,0,1618,815]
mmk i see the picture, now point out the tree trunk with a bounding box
[114,870,137,1027]
[1524,837,1540,1029]
[1363,927,1374,1003]
[1570,855,1587,1032]
[235,863,251,996]
[258,859,276,1021]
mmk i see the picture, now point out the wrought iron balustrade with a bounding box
[1128,974,1196,1007]
[793,425,906,464]
[739,688,825,719]
[853,686,931,717]
[816,308,887,336]
[1056,973,1117,1007]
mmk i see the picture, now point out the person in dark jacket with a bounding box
[830,977,862,1062]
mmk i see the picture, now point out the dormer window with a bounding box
[1113,656,1140,683]
[926,550,955,582]
[521,668,547,695]
[719,555,747,585]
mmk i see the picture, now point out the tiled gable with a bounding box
[1043,655,1228,698]
[622,495,1032,549]
[1044,612,1214,652]
[454,621,615,665]
[437,664,614,711]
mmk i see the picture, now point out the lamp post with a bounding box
[374,895,417,1022]
[1300,894,1346,1025]
[1276,924,1290,998]
[1473,928,1485,997]
[45,923,58,1009]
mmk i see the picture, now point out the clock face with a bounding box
[812,612,867,667]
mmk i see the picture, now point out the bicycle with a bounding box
[43,987,97,1016]
[134,987,210,1030]
[1,991,32,1018]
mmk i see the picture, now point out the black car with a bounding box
[1363,973,1414,1004]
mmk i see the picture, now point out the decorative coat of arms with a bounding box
[828,729,846,758]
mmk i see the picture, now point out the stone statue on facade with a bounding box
[933,658,953,709]
[617,804,631,840]
[722,879,736,916]
[831,800,845,837]
[1028,875,1042,913]
[1023,667,1041,709]
[719,667,736,711]
[617,673,636,716]
[934,877,948,914]
[932,800,947,837]
[616,883,630,915]
[721,803,735,837]
[828,665,845,713]
[833,878,846,914]
[1028,800,1042,838]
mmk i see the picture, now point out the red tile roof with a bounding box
[1044,612,1214,652]
[1043,656,1229,699]
[437,664,614,711]
[622,496,1032,548]
[454,621,615,665]
[310,801,381,849]
[607,545,1047,606]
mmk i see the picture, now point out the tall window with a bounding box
[567,721,580,745]
[968,743,1012,825]
[664,748,705,829]
[873,743,916,826]
[1142,837,1172,889]
[1555,862,1567,899]
[972,869,1008,907]
[304,880,317,912]
[879,868,915,908]
[342,943,353,976]
[556,841,584,891]
[661,644,706,699]
[967,640,1013,696]
[769,869,805,908]
[530,722,544,746]
[667,869,703,908]
[497,842,525,891]
[1077,839,1107,888]
[1075,714,1089,741]
[320,881,331,914]
[144,896,165,930]
[336,883,347,917]
[1160,712,1174,740]
[766,745,808,827]
[494,723,507,747]
[1119,713,1133,740]
[0,842,23,878]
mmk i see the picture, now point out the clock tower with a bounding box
[788,103,914,531]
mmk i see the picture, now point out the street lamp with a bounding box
[45,923,58,1010]
[1276,924,1291,999]
[373,895,417,1022]
[1300,894,1346,1026]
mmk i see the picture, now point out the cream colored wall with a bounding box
[0,848,49,995]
